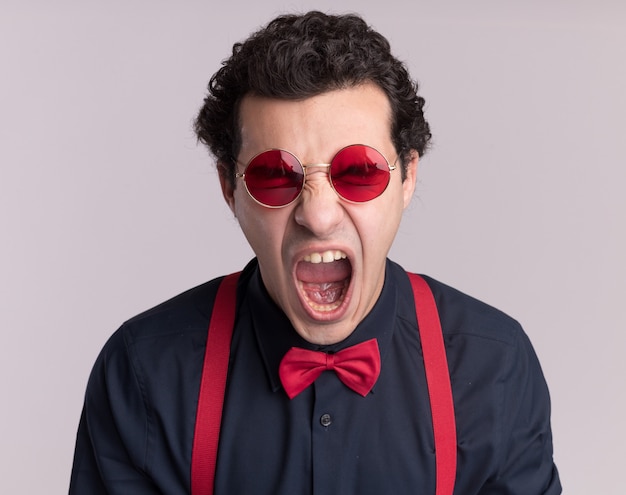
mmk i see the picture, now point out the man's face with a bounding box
[220,83,418,345]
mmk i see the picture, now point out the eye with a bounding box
[246,151,304,189]
[332,161,389,186]
[247,164,300,187]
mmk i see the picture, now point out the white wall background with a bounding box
[1,0,624,493]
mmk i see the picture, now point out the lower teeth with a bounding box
[307,299,343,312]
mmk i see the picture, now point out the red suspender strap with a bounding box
[191,271,456,495]
[408,273,457,495]
[191,272,240,495]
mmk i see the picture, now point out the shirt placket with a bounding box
[311,370,347,495]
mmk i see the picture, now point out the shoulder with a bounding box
[90,276,225,379]
[420,275,522,347]
[120,277,224,344]
[94,260,259,367]
[87,267,255,401]
[389,261,522,347]
[392,265,549,399]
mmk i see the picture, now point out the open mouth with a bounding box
[295,250,352,314]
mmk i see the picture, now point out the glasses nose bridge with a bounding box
[300,162,333,187]
[301,162,332,175]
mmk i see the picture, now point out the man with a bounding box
[70,11,561,494]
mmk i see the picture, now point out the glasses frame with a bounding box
[235,144,399,208]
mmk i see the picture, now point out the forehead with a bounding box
[237,83,394,162]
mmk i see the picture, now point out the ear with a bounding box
[402,150,419,209]
[218,162,237,215]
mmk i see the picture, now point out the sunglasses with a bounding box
[235,144,398,208]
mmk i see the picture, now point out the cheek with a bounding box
[357,191,405,254]
[235,202,289,259]
[354,208,396,250]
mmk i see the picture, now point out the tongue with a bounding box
[296,258,351,305]
[296,258,351,283]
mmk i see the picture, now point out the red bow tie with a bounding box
[278,338,381,399]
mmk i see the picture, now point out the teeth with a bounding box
[303,250,347,264]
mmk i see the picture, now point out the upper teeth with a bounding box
[303,250,347,264]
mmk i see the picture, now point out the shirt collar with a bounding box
[245,259,399,393]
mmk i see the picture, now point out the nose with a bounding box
[293,167,344,238]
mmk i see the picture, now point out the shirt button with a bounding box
[320,413,332,427]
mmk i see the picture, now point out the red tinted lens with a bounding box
[330,145,391,202]
[243,149,304,207]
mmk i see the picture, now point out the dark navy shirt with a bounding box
[70,259,561,494]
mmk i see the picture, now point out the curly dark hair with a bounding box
[194,11,431,185]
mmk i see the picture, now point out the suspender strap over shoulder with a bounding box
[191,272,240,495]
[407,273,457,495]
[192,272,457,495]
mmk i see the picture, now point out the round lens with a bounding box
[244,149,304,207]
[330,145,391,202]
